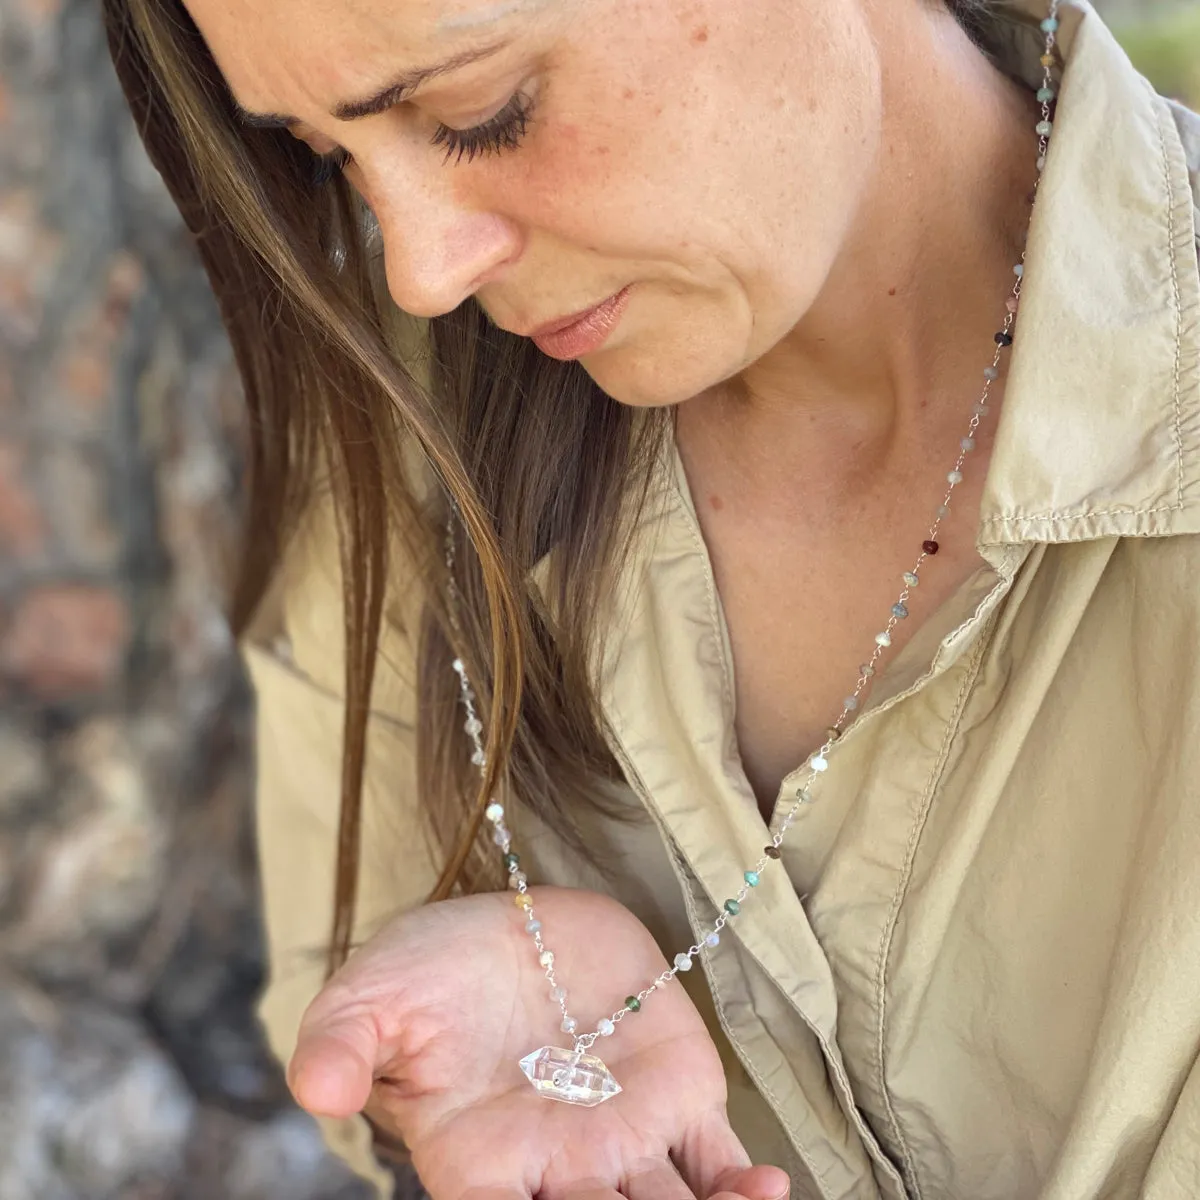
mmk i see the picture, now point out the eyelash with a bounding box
[309,90,534,185]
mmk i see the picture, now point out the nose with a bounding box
[370,173,522,319]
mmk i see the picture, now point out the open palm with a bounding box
[289,887,786,1200]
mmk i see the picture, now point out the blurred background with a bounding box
[0,0,1195,1197]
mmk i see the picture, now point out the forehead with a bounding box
[187,0,552,117]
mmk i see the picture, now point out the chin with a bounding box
[581,336,738,410]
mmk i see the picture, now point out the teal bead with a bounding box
[503,852,520,871]
[1040,16,1058,31]
[1037,86,1056,102]
[724,898,741,916]
[744,871,760,887]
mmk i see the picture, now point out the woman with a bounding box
[103,0,1200,1194]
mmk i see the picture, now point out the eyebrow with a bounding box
[234,37,514,131]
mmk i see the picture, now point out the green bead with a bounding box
[724,898,741,916]
[1037,86,1055,102]
[1040,16,1058,31]
[503,852,520,871]
[625,995,641,1012]
[744,871,760,887]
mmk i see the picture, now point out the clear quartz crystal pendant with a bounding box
[519,1046,622,1106]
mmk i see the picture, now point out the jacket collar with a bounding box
[975,0,1200,546]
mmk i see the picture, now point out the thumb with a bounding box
[708,1165,790,1200]
[288,1013,381,1118]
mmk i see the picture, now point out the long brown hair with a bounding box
[102,0,1006,976]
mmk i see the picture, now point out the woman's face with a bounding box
[186,0,885,407]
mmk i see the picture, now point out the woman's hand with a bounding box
[288,887,789,1200]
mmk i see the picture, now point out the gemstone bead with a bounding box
[706,931,721,946]
[1005,297,1019,313]
[561,1016,577,1034]
[1037,155,1047,172]
[1037,86,1056,101]
[509,870,528,890]
[471,749,486,767]
[539,950,554,967]
[764,845,782,860]
[922,540,940,555]
[724,899,741,916]
[598,1018,615,1036]
[1013,264,1024,278]
[1040,52,1055,66]
[826,726,842,742]
[485,802,504,823]
[843,695,858,711]
[551,985,567,1002]
[515,893,533,910]
[936,504,950,519]
[465,716,483,736]
[948,470,963,485]
[744,871,760,887]
[452,658,465,674]
[962,438,976,451]
[995,331,1013,346]
[674,953,693,972]
[892,602,908,619]
[503,853,520,871]
[1040,16,1058,31]
[903,572,919,587]
[493,829,510,846]
[625,995,641,1012]
[1035,120,1053,137]
[860,662,876,676]
[525,919,542,934]
[875,631,892,647]
[811,754,829,771]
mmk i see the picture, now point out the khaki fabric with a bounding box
[243,0,1200,1196]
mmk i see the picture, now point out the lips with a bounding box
[519,291,626,339]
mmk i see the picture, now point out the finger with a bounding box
[709,1166,790,1200]
[287,1013,381,1118]
[673,1110,752,1198]
[622,1160,698,1200]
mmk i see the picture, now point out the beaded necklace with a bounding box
[446,3,1061,1108]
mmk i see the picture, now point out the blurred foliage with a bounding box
[1113,3,1200,106]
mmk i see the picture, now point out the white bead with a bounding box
[550,986,567,1002]
[984,366,1000,381]
[539,950,554,967]
[811,755,829,772]
[598,1018,615,1037]
[525,919,541,933]
[492,829,509,847]
[843,696,859,712]
[875,631,892,647]
[947,470,963,485]
[485,802,504,823]
[470,749,486,767]
[561,1016,577,1034]
[1036,155,1047,172]
[465,716,483,736]
[705,932,720,947]
[508,871,527,890]
[1013,264,1024,278]
[674,953,692,972]
[961,437,975,451]
[936,504,950,518]
[903,572,919,587]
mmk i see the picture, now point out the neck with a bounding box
[680,8,1041,499]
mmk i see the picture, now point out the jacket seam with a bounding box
[870,622,992,1200]
[1152,87,1186,511]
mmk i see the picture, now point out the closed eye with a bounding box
[308,89,535,186]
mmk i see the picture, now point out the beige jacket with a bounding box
[242,1,1200,1196]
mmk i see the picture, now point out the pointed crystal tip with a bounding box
[518,1046,621,1106]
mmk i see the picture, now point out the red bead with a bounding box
[922,540,940,555]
